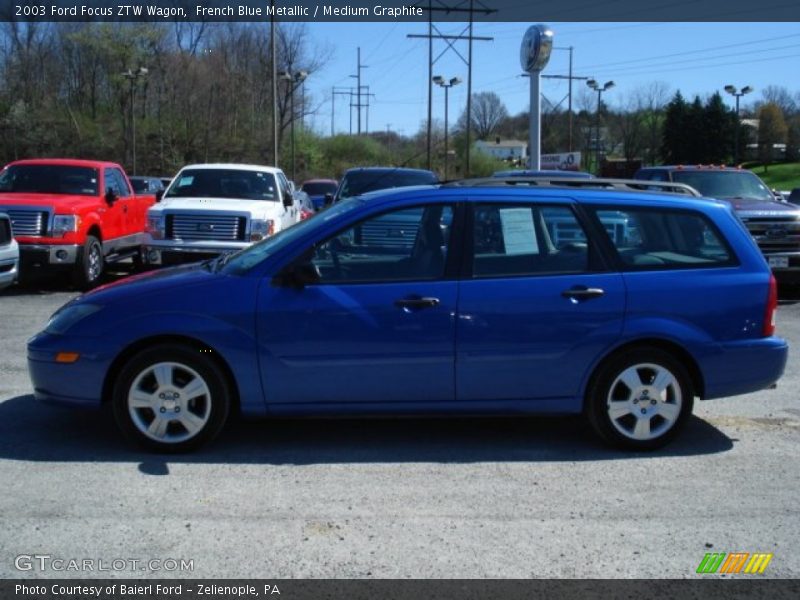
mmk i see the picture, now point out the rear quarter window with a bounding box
[591,207,737,270]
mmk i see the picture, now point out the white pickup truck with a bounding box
[143,163,300,266]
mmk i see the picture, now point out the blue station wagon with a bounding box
[27,180,788,452]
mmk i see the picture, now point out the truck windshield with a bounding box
[0,165,99,196]
[338,170,438,201]
[672,171,774,203]
[221,198,363,275]
[165,169,279,201]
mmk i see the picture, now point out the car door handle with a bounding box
[394,296,441,310]
[561,286,605,300]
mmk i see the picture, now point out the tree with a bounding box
[456,91,508,140]
[661,91,688,164]
[757,102,788,172]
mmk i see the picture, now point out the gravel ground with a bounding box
[0,275,798,579]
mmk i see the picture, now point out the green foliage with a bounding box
[750,162,800,190]
[757,103,788,173]
[661,91,735,164]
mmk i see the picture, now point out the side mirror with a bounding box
[105,188,118,205]
[283,191,293,209]
[272,261,321,289]
[155,189,164,202]
[324,193,334,206]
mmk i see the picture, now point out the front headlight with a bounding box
[52,215,80,237]
[45,303,103,335]
[250,218,275,242]
[146,214,165,239]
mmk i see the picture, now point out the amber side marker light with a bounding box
[55,352,80,363]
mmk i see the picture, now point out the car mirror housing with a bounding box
[283,192,294,209]
[105,189,118,205]
[273,261,321,289]
[155,189,164,202]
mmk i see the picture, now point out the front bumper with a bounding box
[145,240,251,265]
[0,241,19,289]
[19,243,80,268]
[27,331,117,408]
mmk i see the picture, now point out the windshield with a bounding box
[672,171,774,203]
[0,164,99,196]
[222,199,363,275]
[165,168,279,201]
[302,181,337,196]
[338,170,438,201]
[130,178,148,193]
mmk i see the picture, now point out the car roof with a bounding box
[360,180,725,211]
[343,166,437,176]
[7,158,122,169]
[493,169,594,178]
[639,165,749,172]
[178,163,283,174]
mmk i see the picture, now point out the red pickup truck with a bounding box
[0,158,155,288]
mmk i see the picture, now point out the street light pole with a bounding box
[122,67,148,175]
[724,84,753,165]
[281,70,308,181]
[586,79,614,175]
[433,76,462,181]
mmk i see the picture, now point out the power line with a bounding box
[408,0,496,176]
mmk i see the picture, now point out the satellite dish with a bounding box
[520,24,554,73]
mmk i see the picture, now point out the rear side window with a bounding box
[472,204,596,277]
[592,208,735,269]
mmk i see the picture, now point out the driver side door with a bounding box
[256,202,459,408]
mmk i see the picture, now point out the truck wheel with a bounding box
[73,235,104,290]
[112,344,231,452]
[585,347,693,450]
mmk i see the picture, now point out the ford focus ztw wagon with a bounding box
[27,179,788,452]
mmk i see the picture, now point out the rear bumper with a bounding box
[701,336,788,399]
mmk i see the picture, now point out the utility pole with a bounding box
[543,46,589,153]
[350,47,368,135]
[270,1,278,166]
[332,86,356,136]
[408,0,495,177]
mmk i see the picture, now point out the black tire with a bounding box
[112,344,231,453]
[585,346,694,450]
[73,235,104,290]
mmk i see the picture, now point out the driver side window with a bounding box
[310,204,453,284]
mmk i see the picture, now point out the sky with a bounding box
[299,21,800,140]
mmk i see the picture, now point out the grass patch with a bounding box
[747,162,800,191]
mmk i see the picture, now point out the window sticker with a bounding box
[499,208,538,255]
[178,176,194,186]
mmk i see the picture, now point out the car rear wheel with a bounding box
[585,347,693,450]
[73,235,104,290]
[112,344,230,452]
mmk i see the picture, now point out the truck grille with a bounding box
[0,216,10,245]
[358,217,420,249]
[740,216,800,255]
[5,209,47,236]
[166,214,247,242]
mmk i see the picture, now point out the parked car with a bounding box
[634,165,800,282]
[28,179,786,452]
[0,159,156,288]
[129,176,166,195]
[493,169,594,178]
[300,178,338,211]
[143,163,300,266]
[329,167,439,205]
[0,212,19,290]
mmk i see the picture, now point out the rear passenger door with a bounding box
[456,200,626,406]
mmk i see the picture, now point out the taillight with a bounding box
[763,274,778,336]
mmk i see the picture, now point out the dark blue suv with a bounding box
[28,179,787,452]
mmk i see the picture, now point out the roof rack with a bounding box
[443,177,702,197]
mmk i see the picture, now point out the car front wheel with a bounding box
[112,344,231,452]
[585,347,693,450]
[73,235,104,290]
